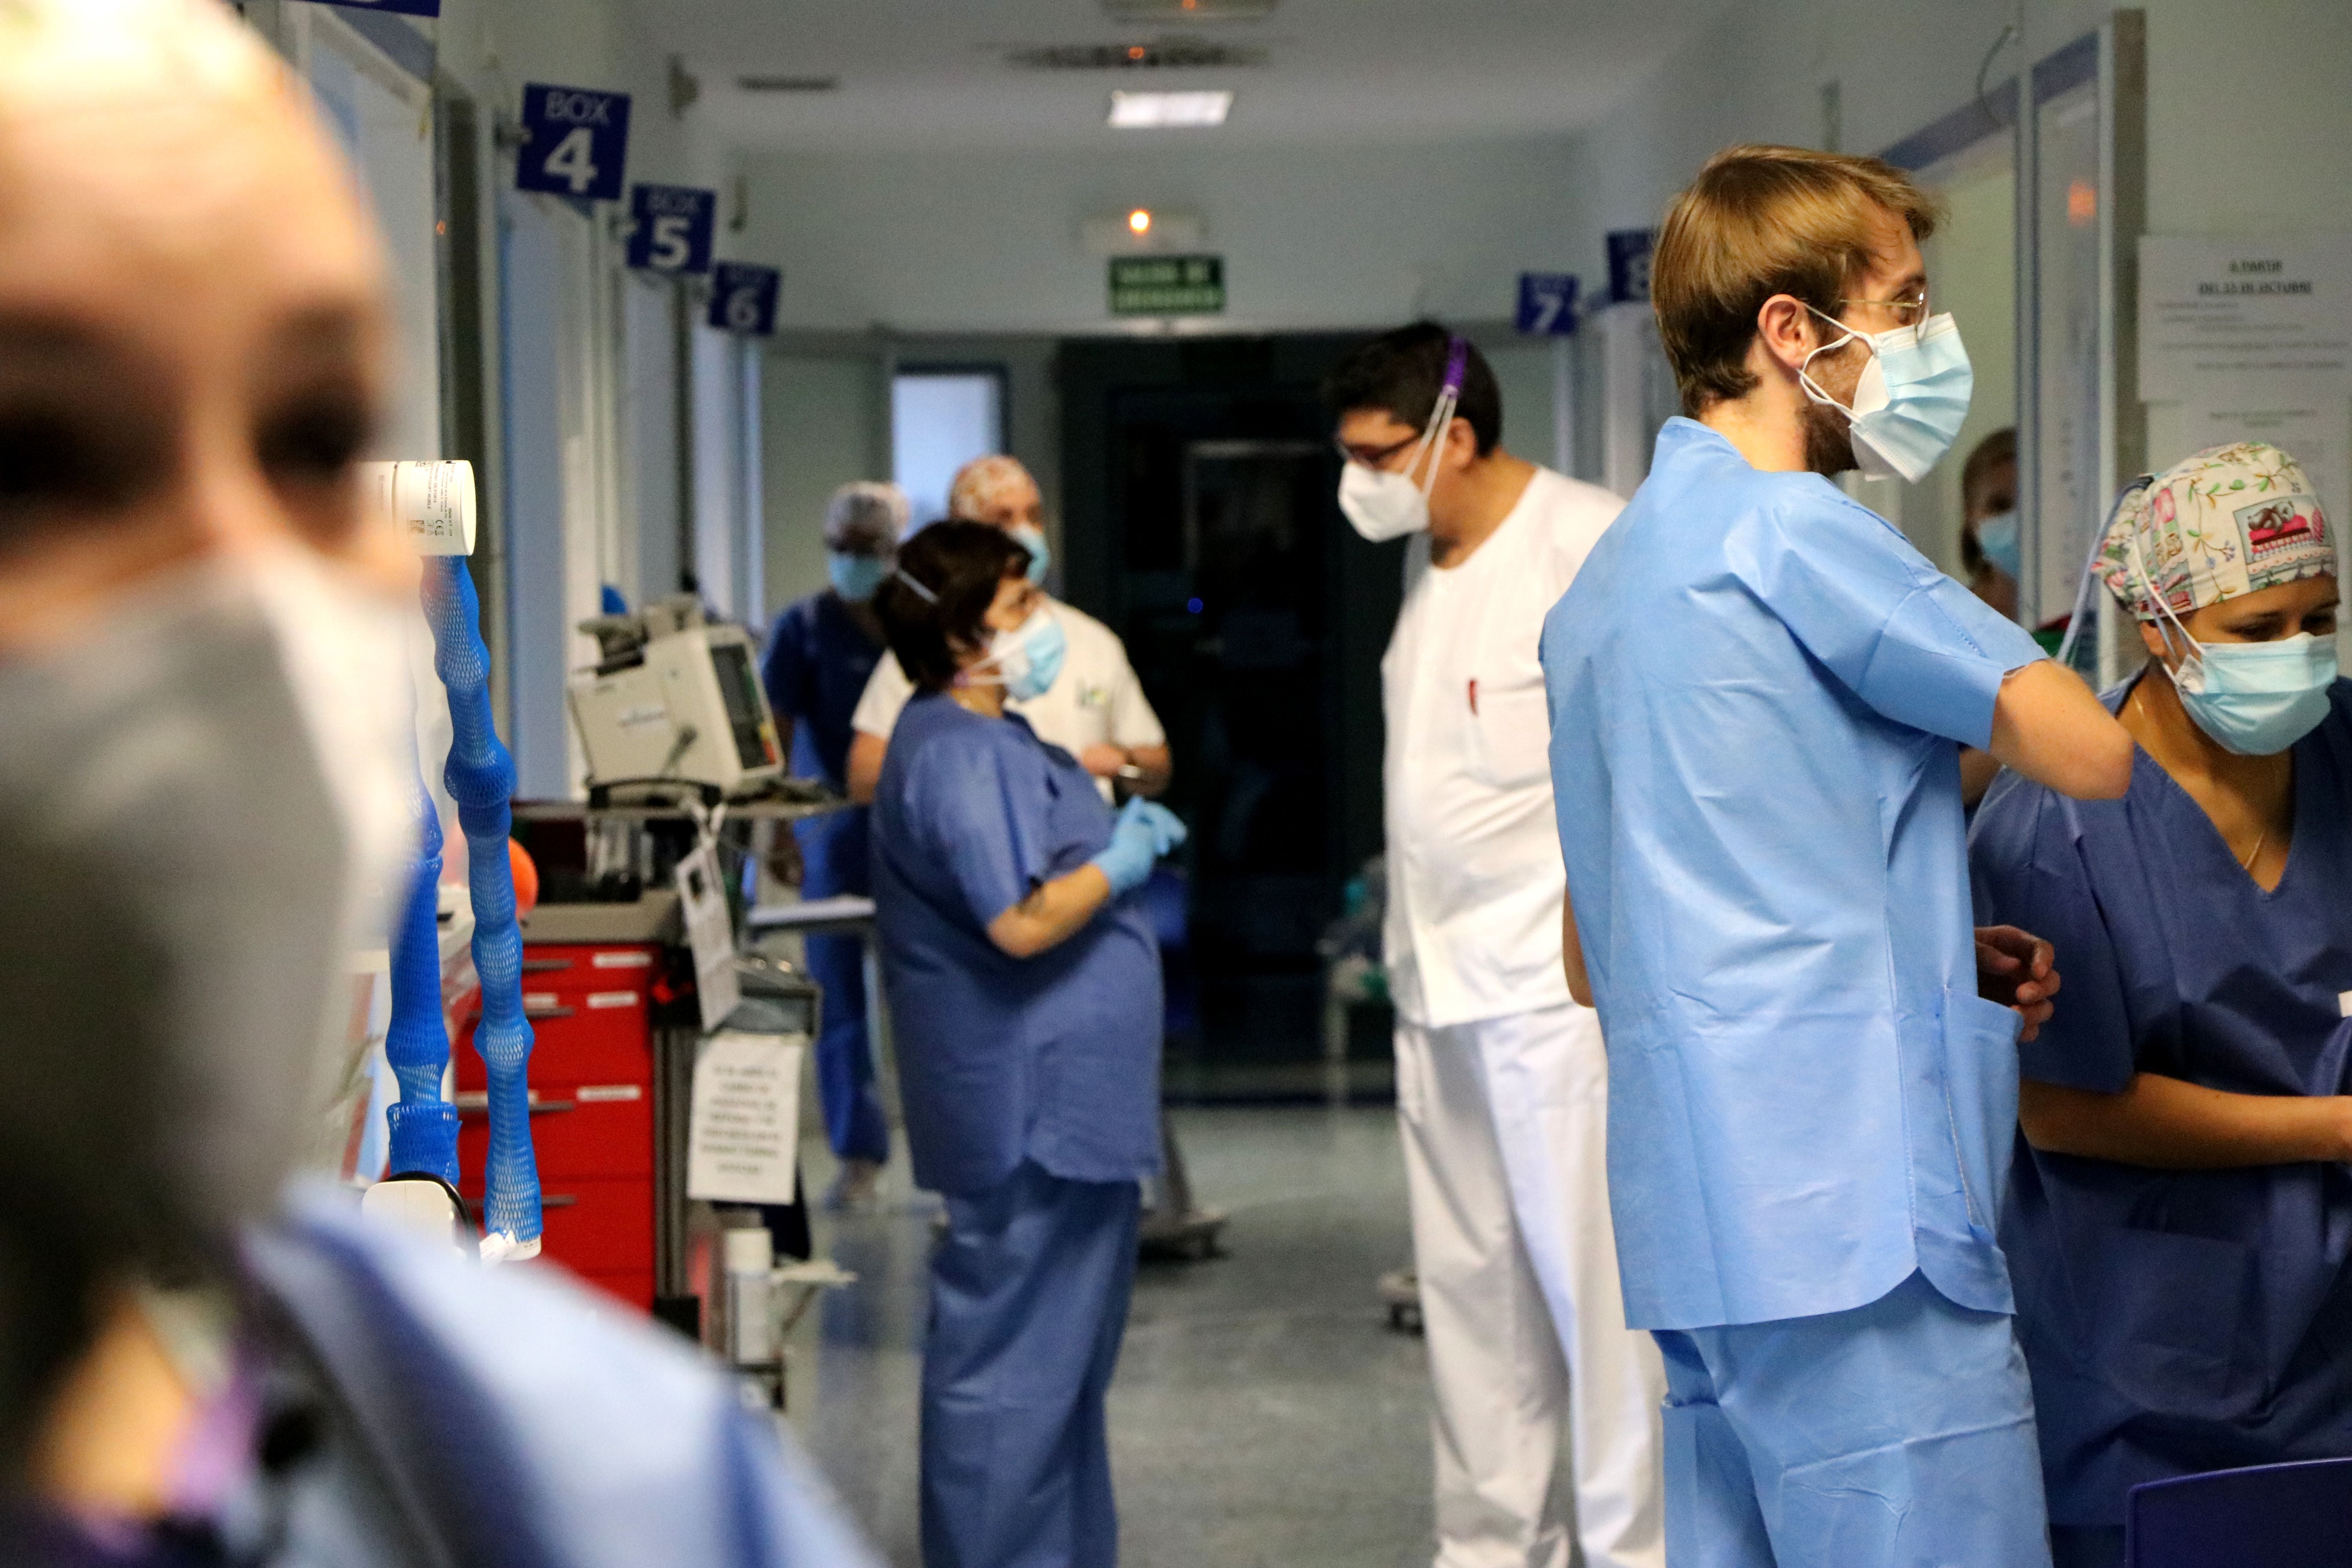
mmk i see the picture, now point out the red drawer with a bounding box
[517,943,662,1001]
[456,998,652,1093]
[462,1176,652,1276]
[456,1082,651,1181]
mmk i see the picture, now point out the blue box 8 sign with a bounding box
[516,84,632,203]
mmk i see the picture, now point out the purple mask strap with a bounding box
[1441,336,1470,398]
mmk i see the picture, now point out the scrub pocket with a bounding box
[2088,1226,2261,1417]
[1942,989,2024,1234]
[1472,677,1553,788]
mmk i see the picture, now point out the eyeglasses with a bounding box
[1835,289,1930,328]
[1333,433,1419,469]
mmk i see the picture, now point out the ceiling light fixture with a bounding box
[1128,208,1154,235]
[1108,89,1232,128]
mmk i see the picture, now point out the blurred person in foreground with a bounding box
[1973,443,2349,1568]
[0,4,873,1563]
[762,480,905,1207]
[845,454,1170,805]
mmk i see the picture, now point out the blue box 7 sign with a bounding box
[515,84,631,203]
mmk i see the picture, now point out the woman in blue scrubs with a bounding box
[1971,442,2350,1568]
[868,521,1187,1568]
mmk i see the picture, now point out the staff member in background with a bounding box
[868,523,1185,1568]
[0,3,873,1561]
[1960,428,2022,807]
[846,454,1170,804]
[1326,324,1664,1568]
[1973,443,2349,1568]
[1543,144,2136,1568]
[762,481,905,1207]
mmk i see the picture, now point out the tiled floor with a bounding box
[782,1105,1437,1568]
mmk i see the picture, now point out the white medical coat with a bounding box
[851,597,1165,801]
[1382,466,1621,1029]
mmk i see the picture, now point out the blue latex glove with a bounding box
[1089,798,1188,897]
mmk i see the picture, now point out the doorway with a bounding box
[1060,336,1401,1102]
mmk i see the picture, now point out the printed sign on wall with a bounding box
[708,263,782,336]
[1517,272,1581,336]
[515,83,632,203]
[626,185,717,276]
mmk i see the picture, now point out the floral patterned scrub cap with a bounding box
[2096,441,2336,621]
[947,454,1037,523]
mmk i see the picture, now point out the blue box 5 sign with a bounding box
[516,84,631,203]
[627,185,716,275]
[709,264,781,337]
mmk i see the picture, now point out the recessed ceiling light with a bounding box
[1108,89,1232,128]
[1128,208,1154,235]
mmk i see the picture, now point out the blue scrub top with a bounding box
[869,691,1163,1197]
[762,590,883,791]
[1541,417,2046,1332]
[1971,679,2352,1526]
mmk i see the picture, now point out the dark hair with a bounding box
[1655,144,1944,415]
[874,521,1027,690]
[1321,322,1502,456]
[1958,427,2018,576]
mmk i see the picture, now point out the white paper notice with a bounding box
[675,841,740,1032]
[2140,236,2352,401]
[688,1031,806,1205]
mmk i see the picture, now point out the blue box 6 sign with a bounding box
[516,84,632,203]
[708,264,781,337]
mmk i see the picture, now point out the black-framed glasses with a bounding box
[1835,289,1930,328]
[1333,432,1419,469]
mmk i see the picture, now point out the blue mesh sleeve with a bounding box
[425,557,543,1249]
[384,766,460,1184]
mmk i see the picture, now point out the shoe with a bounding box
[824,1157,884,1210]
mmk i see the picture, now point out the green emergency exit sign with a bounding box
[1109,254,1225,316]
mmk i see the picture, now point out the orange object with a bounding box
[508,837,539,917]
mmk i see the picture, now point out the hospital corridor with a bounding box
[1,3,2349,1568]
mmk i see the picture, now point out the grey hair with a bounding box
[825,481,912,550]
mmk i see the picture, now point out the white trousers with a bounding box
[1396,1003,1665,1568]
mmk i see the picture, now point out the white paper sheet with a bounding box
[687,1031,806,1206]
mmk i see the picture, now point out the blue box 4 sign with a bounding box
[315,0,440,14]
[516,84,631,203]
[627,185,717,276]
[1516,272,1580,336]
[709,263,781,337]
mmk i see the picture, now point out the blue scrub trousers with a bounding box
[1653,1270,2052,1568]
[797,808,888,1163]
[922,1161,1142,1568]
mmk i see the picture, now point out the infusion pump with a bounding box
[566,597,784,799]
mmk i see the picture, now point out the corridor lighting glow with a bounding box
[1108,90,1232,129]
[1128,209,1153,235]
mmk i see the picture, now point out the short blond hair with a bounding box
[1654,144,1944,416]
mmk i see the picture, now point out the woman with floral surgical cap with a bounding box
[1969,441,2351,1568]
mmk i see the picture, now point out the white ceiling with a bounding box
[634,0,1728,154]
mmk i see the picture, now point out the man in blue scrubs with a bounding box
[763,482,905,1205]
[1540,144,2136,1566]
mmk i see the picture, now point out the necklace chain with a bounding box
[2128,675,2285,875]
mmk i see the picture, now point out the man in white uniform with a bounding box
[845,454,1170,804]
[1325,326,1664,1568]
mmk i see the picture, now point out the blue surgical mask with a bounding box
[2129,530,2340,755]
[973,608,1066,702]
[1007,523,1052,586]
[1802,309,1975,483]
[1975,510,2021,581]
[828,552,888,603]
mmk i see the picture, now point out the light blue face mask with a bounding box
[1802,308,1975,483]
[974,609,1066,702]
[1007,523,1052,586]
[828,552,889,603]
[2131,532,2339,755]
[1975,510,2022,581]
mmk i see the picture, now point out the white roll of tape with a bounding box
[362,459,477,557]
